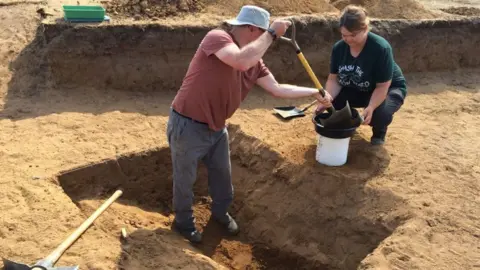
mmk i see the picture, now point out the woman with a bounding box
[318,5,407,145]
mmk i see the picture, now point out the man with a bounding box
[167,5,331,243]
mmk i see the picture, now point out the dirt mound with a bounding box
[440,6,480,16]
[105,0,338,20]
[330,0,440,19]
[105,0,442,20]
[203,0,338,16]
[106,0,204,20]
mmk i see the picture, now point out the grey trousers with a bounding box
[166,108,233,230]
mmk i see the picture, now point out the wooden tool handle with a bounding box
[44,190,123,265]
[301,100,318,112]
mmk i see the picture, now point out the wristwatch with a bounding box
[267,28,277,40]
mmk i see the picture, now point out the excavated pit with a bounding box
[57,125,409,270]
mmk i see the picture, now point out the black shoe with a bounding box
[371,128,386,145]
[213,213,239,236]
[370,137,385,145]
[172,221,202,243]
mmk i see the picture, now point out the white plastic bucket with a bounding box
[315,134,351,166]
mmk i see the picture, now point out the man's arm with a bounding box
[214,19,291,71]
[256,73,331,105]
[215,32,274,71]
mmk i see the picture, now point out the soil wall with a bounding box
[42,17,480,91]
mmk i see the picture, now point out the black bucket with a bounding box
[312,107,363,139]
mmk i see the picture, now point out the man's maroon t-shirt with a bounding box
[172,29,271,131]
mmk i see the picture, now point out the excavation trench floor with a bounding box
[56,125,405,270]
[57,148,310,269]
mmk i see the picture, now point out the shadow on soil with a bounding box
[55,124,406,269]
[2,23,480,122]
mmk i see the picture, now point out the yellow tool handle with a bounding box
[296,51,335,113]
[296,52,324,91]
[45,190,123,265]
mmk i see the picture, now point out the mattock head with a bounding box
[3,258,79,270]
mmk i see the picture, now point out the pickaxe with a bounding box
[3,190,123,270]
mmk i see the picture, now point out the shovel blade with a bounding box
[273,106,306,119]
[3,259,31,270]
[321,101,355,129]
[3,258,79,270]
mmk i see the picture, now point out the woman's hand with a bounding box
[315,104,327,113]
[362,106,374,125]
[316,103,333,113]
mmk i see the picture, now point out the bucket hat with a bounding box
[225,5,270,30]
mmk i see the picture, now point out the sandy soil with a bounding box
[0,0,479,270]
[417,0,480,16]
[104,0,450,20]
[418,0,480,9]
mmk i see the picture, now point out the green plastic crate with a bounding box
[63,5,105,20]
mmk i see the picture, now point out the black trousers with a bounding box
[332,87,406,138]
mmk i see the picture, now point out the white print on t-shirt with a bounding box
[337,65,370,91]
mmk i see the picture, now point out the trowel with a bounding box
[274,19,353,128]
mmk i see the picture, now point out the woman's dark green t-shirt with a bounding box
[330,32,407,96]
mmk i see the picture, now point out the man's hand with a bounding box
[269,19,292,37]
[313,90,332,112]
[362,106,374,125]
[316,90,333,104]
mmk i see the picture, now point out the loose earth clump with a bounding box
[106,0,205,20]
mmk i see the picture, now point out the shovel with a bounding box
[273,99,317,119]
[3,190,123,270]
[274,19,353,128]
